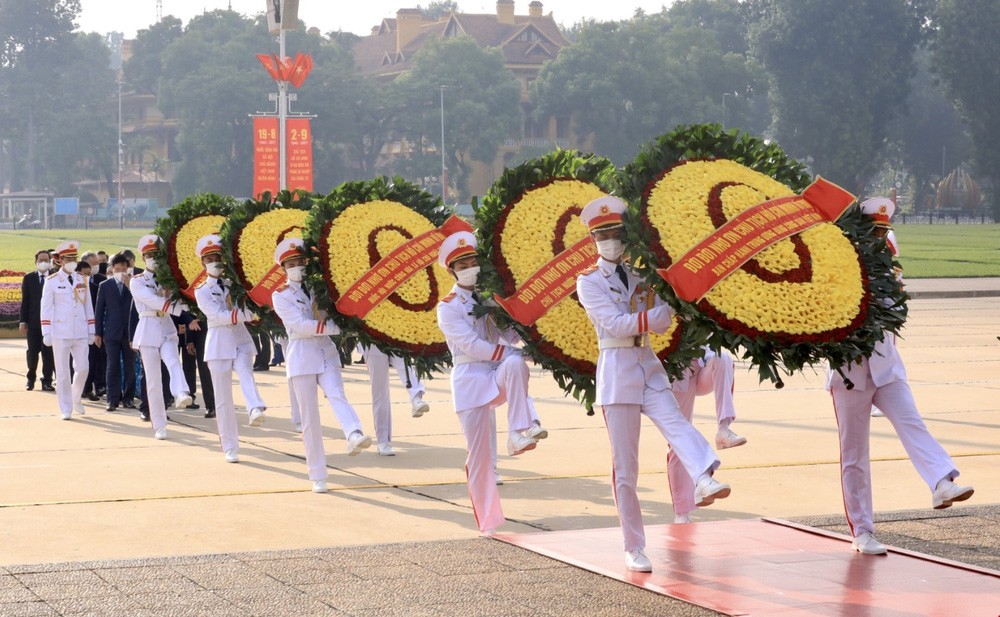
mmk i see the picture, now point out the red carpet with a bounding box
[496,518,1000,616]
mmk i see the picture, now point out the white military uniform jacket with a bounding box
[193,276,256,362]
[437,284,520,412]
[270,280,340,378]
[129,269,185,349]
[576,257,674,406]
[40,270,95,340]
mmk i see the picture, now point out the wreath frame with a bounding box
[303,176,452,380]
[622,124,908,386]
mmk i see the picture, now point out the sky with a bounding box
[77,1,676,38]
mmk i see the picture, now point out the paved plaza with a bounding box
[0,279,997,614]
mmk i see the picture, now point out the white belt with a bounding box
[453,354,495,366]
[289,332,320,340]
[138,310,166,318]
[599,335,649,350]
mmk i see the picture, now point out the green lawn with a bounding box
[1,229,149,271]
[2,223,998,277]
[893,224,1000,278]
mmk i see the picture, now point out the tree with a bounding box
[932,0,1000,217]
[123,16,183,95]
[748,0,929,191]
[0,0,82,190]
[890,47,973,212]
[396,36,522,200]
[533,0,766,165]
[419,1,459,21]
[157,10,273,198]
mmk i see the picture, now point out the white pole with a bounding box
[440,85,446,201]
[278,19,287,192]
[117,80,124,229]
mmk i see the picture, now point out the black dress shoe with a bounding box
[253,365,270,372]
[26,381,35,391]
[204,410,216,419]
[85,392,101,402]
[41,384,55,392]
[106,403,118,412]
[186,403,200,410]
[139,411,150,422]
[122,400,136,409]
[96,387,107,397]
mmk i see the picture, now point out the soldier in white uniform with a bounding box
[362,343,430,456]
[827,197,973,555]
[668,347,746,523]
[40,241,95,420]
[270,238,372,491]
[129,235,194,440]
[436,231,547,536]
[192,234,267,463]
[872,223,901,418]
[575,196,730,573]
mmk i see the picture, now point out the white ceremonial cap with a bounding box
[54,240,81,257]
[438,231,477,269]
[274,237,306,266]
[860,197,895,228]
[580,196,626,231]
[137,234,162,255]
[195,234,223,258]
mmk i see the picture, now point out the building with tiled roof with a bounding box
[352,1,575,197]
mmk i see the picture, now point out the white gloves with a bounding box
[43,334,52,347]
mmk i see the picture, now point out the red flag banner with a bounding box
[286,117,313,193]
[181,269,208,302]
[252,117,280,197]
[335,215,473,319]
[247,263,286,308]
[659,177,856,302]
[287,53,312,88]
[494,237,598,326]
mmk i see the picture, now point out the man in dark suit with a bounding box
[179,313,215,418]
[78,259,106,401]
[19,250,55,391]
[94,253,136,411]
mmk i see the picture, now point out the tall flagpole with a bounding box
[278,2,287,192]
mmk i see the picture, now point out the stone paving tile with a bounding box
[373,576,502,606]
[345,563,437,581]
[171,562,284,590]
[44,594,145,615]
[17,582,120,601]
[215,588,345,616]
[251,557,362,585]
[12,570,107,587]
[0,585,38,603]
[127,590,238,611]
[294,580,399,613]
[0,601,59,616]
[93,565,179,584]
[107,575,208,596]
[0,575,27,589]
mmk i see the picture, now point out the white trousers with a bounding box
[459,405,504,532]
[490,397,542,470]
[289,374,330,480]
[831,377,958,537]
[139,340,188,431]
[53,338,88,416]
[297,356,363,439]
[206,347,265,452]
[602,386,719,552]
[363,344,425,445]
[668,354,736,514]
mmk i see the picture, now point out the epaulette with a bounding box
[578,263,600,276]
[195,279,211,289]
[46,271,59,280]
[275,283,290,293]
[441,292,457,303]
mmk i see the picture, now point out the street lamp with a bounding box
[117,80,124,230]
[440,85,449,202]
[722,92,731,130]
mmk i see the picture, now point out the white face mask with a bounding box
[61,260,77,273]
[36,261,50,272]
[113,272,126,283]
[595,239,624,262]
[143,258,156,271]
[285,265,305,283]
[455,266,480,287]
[206,262,225,278]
